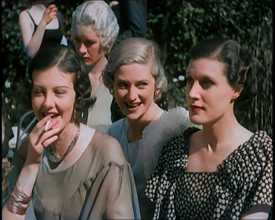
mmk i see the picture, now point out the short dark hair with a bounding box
[28,45,95,122]
[189,38,256,105]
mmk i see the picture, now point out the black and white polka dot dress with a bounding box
[146,127,273,220]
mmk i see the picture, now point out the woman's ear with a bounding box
[154,88,160,96]
[110,88,115,97]
[231,87,243,102]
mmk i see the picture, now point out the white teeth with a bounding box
[128,103,139,108]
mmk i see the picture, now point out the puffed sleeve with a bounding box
[249,131,273,206]
[79,162,141,219]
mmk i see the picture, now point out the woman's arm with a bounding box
[2,116,60,219]
[19,4,58,57]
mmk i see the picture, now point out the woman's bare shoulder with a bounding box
[19,9,29,20]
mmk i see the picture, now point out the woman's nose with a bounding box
[127,86,138,101]
[187,82,200,99]
[78,43,87,54]
[43,93,55,109]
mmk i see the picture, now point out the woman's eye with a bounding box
[118,82,127,88]
[55,90,65,96]
[74,37,81,43]
[84,41,95,48]
[186,77,193,84]
[137,82,148,88]
[32,90,44,95]
[201,80,212,89]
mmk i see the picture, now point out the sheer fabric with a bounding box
[8,125,140,219]
[86,80,113,133]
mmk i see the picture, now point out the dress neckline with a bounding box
[184,128,261,173]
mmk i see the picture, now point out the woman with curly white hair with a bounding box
[71,0,120,133]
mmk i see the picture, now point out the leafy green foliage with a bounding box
[147,0,272,137]
[2,2,32,126]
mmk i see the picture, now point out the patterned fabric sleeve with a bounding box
[217,131,273,217]
[145,127,199,219]
[249,131,273,207]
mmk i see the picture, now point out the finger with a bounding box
[31,116,54,142]
[44,117,59,132]
[47,4,57,10]
[42,129,60,147]
[33,116,51,134]
[43,135,58,147]
[37,127,60,146]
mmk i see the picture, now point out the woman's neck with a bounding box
[30,4,46,11]
[50,122,79,157]
[89,56,107,77]
[201,114,251,152]
[127,103,164,143]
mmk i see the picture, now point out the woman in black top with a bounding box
[146,38,272,220]
[19,0,67,57]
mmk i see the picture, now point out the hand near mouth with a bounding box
[25,116,60,165]
[44,117,52,132]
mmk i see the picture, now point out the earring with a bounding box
[74,108,77,120]
[154,89,160,96]
[110,88,114,95]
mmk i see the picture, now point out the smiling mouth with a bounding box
[125,103,141,110]
[44,113,59,118]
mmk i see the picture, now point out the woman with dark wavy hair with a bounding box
[146,38,272,219]
[2,45,140,219]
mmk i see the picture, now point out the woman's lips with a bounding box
[190,105,203,112]
[43,113,59,130]
[125,103,141,112]
[82,57,90,61]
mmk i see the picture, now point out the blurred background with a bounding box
[1,0,272,146]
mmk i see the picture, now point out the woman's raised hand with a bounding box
[25,116,60,165]
[40,4,58,27]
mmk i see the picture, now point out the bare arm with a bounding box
[19,4,58,57]
[2,116,60,219]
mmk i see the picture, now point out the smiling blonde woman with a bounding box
[103,37,195,219]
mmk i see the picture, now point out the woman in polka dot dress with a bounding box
[146,38,273,220]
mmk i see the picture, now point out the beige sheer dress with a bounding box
[87,80,113,133]
[8,124,140,219]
